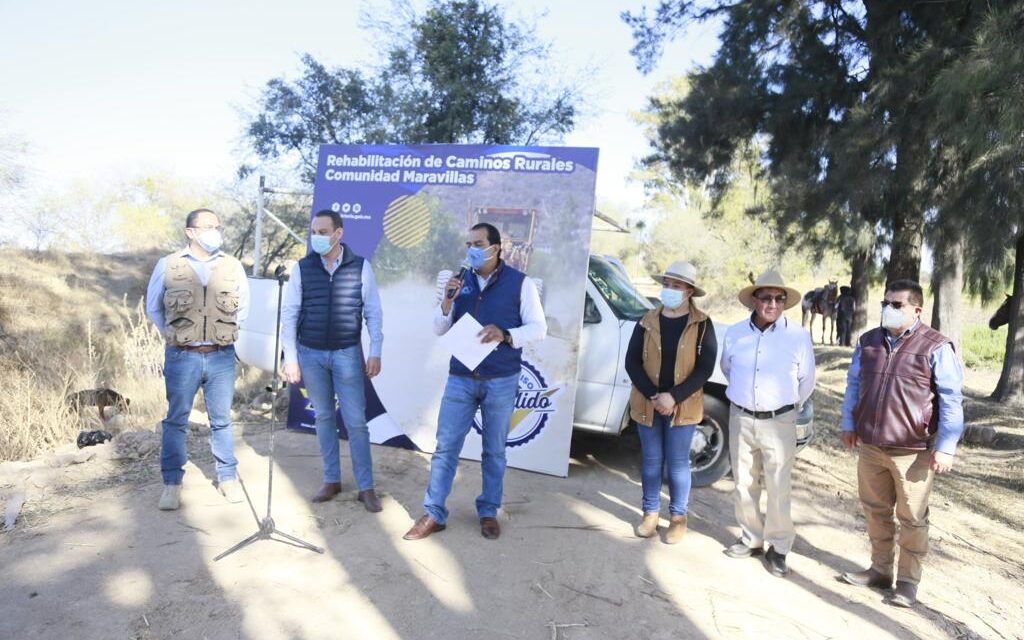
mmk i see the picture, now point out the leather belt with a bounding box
[180,344,221,353]
[733,403,795,420]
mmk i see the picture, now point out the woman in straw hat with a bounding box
[624,260,718,543]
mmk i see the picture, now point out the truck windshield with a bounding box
[588,255,654,321]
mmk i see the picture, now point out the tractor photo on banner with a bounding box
[286,143,598,477]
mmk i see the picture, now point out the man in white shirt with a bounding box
[145,208,250,511]
[281,210,384,510]
[720,270,816,577]
[403,223,546,541]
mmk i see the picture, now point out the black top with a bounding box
[625,313,718,403]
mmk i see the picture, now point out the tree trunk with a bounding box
[850,247,872,342]
[930,229,964,350]
[886,205,924,283]
[992,231,1024,406]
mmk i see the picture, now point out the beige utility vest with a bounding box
[162,250,242,346]
[629,305,709,427]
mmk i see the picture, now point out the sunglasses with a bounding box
[754,294,787,304]
[880,300,912,310]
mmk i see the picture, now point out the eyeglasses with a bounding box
[754,294,787,304]
[880,300,909,310]
[189,225,223,232]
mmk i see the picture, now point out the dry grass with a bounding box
[0,249,164,461]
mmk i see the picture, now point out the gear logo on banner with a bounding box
[473,360,560,447]
[382,195,431,248]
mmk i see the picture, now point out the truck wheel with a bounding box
[690,395,731,487]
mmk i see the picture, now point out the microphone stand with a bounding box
[214,265,324,561]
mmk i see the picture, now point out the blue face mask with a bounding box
[466,245,493,270]
[310,234,334,255]
[660,287,685,310]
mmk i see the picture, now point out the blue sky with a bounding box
[0,0,717,214]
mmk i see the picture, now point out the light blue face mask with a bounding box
[466,245,493,269]
[660,287,685,309]
[310,234,334,255]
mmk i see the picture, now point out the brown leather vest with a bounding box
[162,250,242,346]
[629,305,709,427]
[853,324,951,450]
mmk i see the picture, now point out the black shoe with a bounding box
[764,546,789,577]
[723,540,763,559]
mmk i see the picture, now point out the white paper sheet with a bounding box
[438,313,499,371]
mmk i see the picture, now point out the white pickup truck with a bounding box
[573,255,814,486]
[236,253,813,486]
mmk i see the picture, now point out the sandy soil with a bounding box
[2,394,1022,640]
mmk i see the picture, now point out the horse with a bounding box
[989,293,1016,329]
[801,280,839,344]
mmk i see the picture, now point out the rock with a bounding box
[113,431,161,460]
[45,450,96,467]
[962,425,997,447]
[4,488,26,531]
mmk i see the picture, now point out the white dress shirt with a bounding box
[721,315,816,411]
[433,270,547,348]
[280,253,383,365]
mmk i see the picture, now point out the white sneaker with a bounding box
[219,479,244,504]
[159,485,182,510]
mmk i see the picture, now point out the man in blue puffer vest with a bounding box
[404,223,547,541]
[282,209,384,512]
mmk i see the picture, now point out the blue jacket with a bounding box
[297,244,364,351]
[450,261,525,378]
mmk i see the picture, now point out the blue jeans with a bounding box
[424,373,519,524]
[160,345,238,485]
[297,344,373,490]
[637,415,696,516]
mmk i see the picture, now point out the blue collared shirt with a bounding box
[145,248,250,343]
[280,252,383,364]
[840,321,965,454]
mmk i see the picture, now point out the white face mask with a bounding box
[196,229,223,253]
[881,305,907,330]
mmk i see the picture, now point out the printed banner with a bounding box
[288,143,599,477]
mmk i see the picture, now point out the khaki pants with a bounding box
[728,408,797,554]
[857,444,935,585]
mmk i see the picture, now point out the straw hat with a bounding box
[738,269,802,310]
[652,260,706,297]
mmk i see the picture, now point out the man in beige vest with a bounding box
[145,208,250,510]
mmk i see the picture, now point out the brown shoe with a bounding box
[480,517,501,540]
[636,512,659,538]
[403,515,445,540]
[887,581,918,607]
[311,482,342,503]
[665,515,687,544]
[357,489,383,513]
[841,567,893,590]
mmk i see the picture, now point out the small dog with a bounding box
[66,388,131,422]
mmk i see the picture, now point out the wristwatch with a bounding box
[501,329,512,345]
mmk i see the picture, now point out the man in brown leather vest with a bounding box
[145,208,250,511]
[839,279,964,607]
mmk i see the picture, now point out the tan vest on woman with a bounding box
[162,250,242,346]
[629,305,709,427]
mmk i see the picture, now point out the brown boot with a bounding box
[357,489,382,513]
[888,581,918,607]
[665,515,687,544]
[311,482,342,503]
[636,512,659,538]
[841,567,893,590]
[403,515,445,540]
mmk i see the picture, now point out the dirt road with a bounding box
[2,407,1022,640]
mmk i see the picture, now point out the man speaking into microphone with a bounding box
[404,222,546,541]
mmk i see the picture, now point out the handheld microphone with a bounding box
[447,262,471,299]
